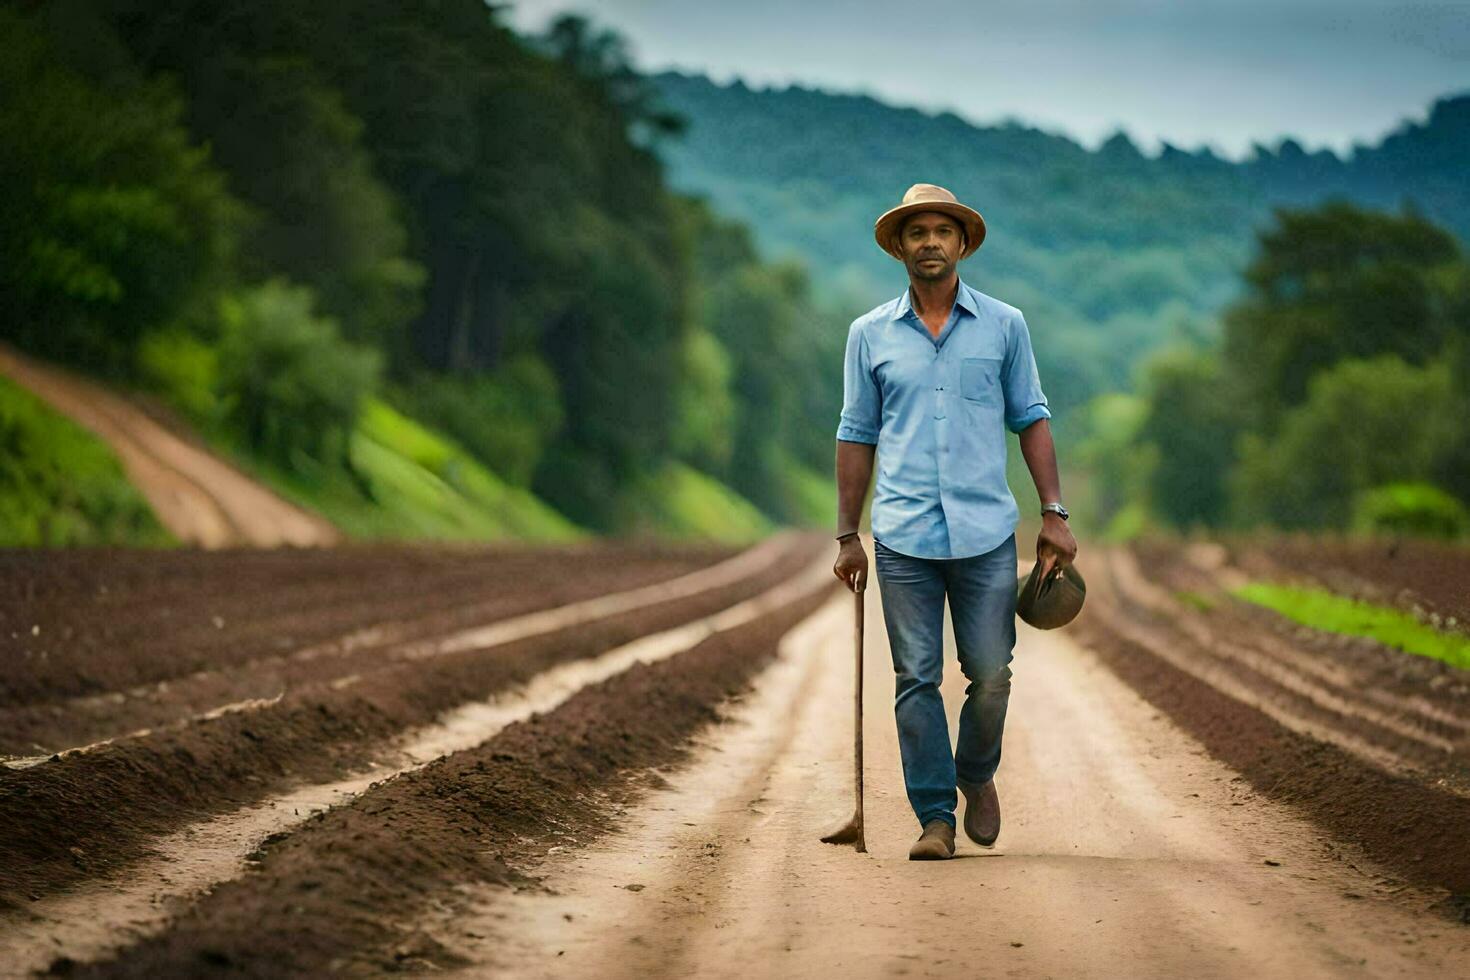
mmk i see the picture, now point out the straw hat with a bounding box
[1015,560,1086,630]
[874,183,987,261]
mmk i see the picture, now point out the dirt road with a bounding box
[0,340,338,547]
[439,548,1470,978]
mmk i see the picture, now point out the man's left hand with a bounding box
[1035,513,1078,581]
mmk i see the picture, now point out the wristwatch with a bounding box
[1041,502,1069,521]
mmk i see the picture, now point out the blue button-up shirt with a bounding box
[836,277,1052,560]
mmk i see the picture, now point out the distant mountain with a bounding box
[648,72,1470,402]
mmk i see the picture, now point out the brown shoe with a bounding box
[958,778,1000,847]
[908,819,956,860]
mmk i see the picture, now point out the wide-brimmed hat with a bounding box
[1015,560,1086,630]
[874,183,987,261]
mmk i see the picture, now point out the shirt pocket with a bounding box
[960,356,1004,406]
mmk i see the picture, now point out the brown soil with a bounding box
[55,574,839,977]
[0,536,816,911]
[0,539,734,751]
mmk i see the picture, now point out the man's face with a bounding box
[899,212,965,281]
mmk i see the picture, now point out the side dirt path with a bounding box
[0,340,338,548]
[429,541,1470,979]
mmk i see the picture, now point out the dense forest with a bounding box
[0,1,844,542]
[1094,201,1470,540]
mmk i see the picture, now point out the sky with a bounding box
[501,0,1470,161]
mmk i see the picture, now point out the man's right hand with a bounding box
[833,536,868,592]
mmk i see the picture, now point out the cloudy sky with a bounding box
[503,0,1469,161]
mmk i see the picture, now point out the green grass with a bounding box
[618,461,775,544]
[779,462,835,527]
[0,376,174,547]
[1174,589,1217,612]
[1230,581,1470,671]
[221,396,586,543]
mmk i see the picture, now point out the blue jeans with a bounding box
[874,534,1017,830]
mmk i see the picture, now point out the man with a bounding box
[832,183,1078,861]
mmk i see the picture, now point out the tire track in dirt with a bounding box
[35,551,841,977]
[0,340,337,548]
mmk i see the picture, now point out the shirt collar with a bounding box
[894,277,978,321]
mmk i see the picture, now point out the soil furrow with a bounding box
[0,535,820,911]
[1,553,836,975]
[1072,550,1470,913]
[1,542,734,721]
[1,538,774,757]
[1103,553,1466,775]
[58,569,841,977]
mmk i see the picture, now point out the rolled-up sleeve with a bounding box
[1002,310,1052,434]
[836,320,881,444]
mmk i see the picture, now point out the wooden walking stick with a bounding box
[819,582,866,852]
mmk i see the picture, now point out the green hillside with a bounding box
[0,375,174,547]
[650,72,1470,413]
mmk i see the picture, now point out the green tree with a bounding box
[1221,200,1461,431]
[0,9,240,377]
[1227,354,1459,529]
[184,54,425,348]
[1135,347,1247,529]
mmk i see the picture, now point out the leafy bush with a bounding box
[1351,482,1468,539]
[671,328,736,473]
[215,280,381,468]
[615,461,772,543]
